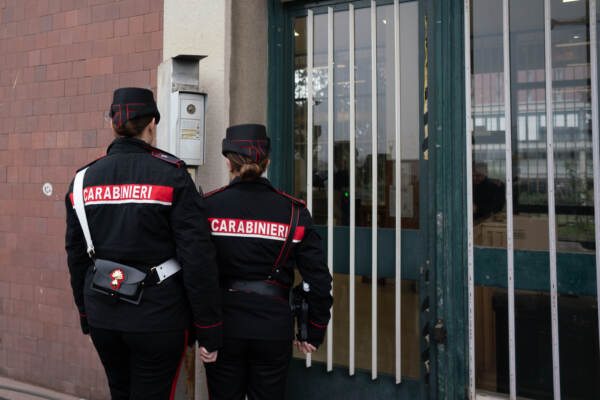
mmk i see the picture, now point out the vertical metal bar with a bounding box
[464,0,476,398]
[370,0,379,380]
[327,6,334,373]
[349,3,356,377]
[502,1,517,399]
[544,0,562,398]
[307,10,314,215]
[393,0,402,385]
[306,10,314,369]
[589,0,600,358]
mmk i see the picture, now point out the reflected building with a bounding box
[472,0,595,252]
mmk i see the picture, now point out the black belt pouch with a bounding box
[90,258,146,305]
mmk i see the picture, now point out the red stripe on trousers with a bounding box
[169,329,189,400]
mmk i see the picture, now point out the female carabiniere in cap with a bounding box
[202,124,333,400]
[64,88,222,399]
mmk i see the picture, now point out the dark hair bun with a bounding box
[113,115,154,137]
[240,163,262,181]
[226,153,269,181]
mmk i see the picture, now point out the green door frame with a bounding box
[267,0,468,398]
[424,0,468,398]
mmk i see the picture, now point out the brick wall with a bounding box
[0,0,163,398]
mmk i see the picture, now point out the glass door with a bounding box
[278,1,429,397]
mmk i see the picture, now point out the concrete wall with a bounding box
[229,0,268,127]
[162,0,232,193]
[160,0,268,193]
[0,0,163,398]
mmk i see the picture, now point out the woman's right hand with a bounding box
[294,340,317,354]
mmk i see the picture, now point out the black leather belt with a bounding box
[224,279,289,299]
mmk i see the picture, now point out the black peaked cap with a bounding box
[222,124,271,162]
[109,87,160,128]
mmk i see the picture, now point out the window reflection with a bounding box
[374,4,397,229]
[312,13,330,226]
[354,6,373,228]
[293,7,419,229]
[550,0,594,253]
[472,0,600,398]
[294,17,307,203]
[334,11,350,227]
[471,0,508,246]
[472,0,596,254]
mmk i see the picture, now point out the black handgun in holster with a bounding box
[291,281,310,342]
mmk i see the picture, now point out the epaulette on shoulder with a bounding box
[275,189,306,207]
[203,185,229,198]
[76,155,106,172]
[149,149,185,168]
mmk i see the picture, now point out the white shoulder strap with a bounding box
[73,168,95,258]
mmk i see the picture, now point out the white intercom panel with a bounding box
[170,91,206,166]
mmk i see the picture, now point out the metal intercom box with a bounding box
[157,55,207,168]
[171,91,206,166]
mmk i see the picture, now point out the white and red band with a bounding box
[208,217,305,243]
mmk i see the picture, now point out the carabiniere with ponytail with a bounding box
[201,123,333,400]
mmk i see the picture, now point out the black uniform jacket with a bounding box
[203,177,333,346]
[65,137,222,351]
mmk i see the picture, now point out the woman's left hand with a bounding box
[199,346,218,363]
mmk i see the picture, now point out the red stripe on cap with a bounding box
[125,103,145,120]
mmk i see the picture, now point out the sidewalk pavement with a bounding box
[0,377,84,400]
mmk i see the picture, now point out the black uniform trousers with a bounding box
[89,327,188,400]
[205,338,292,400]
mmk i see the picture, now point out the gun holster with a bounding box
[291,283,309,342]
